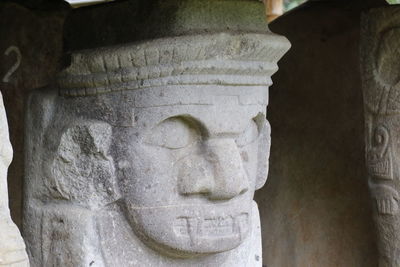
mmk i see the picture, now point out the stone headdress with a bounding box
[57,33,289,97]
[57,0,290,97]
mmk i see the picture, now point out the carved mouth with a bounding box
[173,213,249,245]
[124,201,252,256]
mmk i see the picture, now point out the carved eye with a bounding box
[235,120,259,147]
[146,117,199,149]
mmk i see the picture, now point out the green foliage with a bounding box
[387,0,400,3]
[284,0,307,11]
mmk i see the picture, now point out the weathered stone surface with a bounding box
[254,0,386,266]
[0,92,28,267]
[23,1,290,265]
[0,2,67,227]
[63,0,268,51]
[361,6,400,267]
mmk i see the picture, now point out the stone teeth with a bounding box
[174,214,251,240]
[187,218,199,246]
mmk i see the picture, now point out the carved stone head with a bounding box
[24,1,290,265]
[53,33,287,258]
[22,32,289,262]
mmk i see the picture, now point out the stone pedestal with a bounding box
[23,0,290,266]
[0,92,28,267]
[361,6,400,267]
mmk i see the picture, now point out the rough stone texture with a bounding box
[23,1,290,266]
[0,2,67,227]
[0,92,29,267]
[254,0,386,266]
[361,6,400,267]
[63,0,268,51]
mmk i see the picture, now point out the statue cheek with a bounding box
[117,145,178,205]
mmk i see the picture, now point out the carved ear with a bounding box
[46,121,120,209]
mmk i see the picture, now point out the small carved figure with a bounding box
[0,92,29,267]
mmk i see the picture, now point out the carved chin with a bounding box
[122,202,252,258]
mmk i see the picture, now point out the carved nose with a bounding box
[206,139,249,200]
[177,139,249,200]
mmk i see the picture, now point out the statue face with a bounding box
[112,85,270,257]
[45,84,270,258]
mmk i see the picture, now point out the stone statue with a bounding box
[0,91,29,267]
[23,0,290,266]
[362,6,400,267]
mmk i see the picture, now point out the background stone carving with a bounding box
[361,5,400,267]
